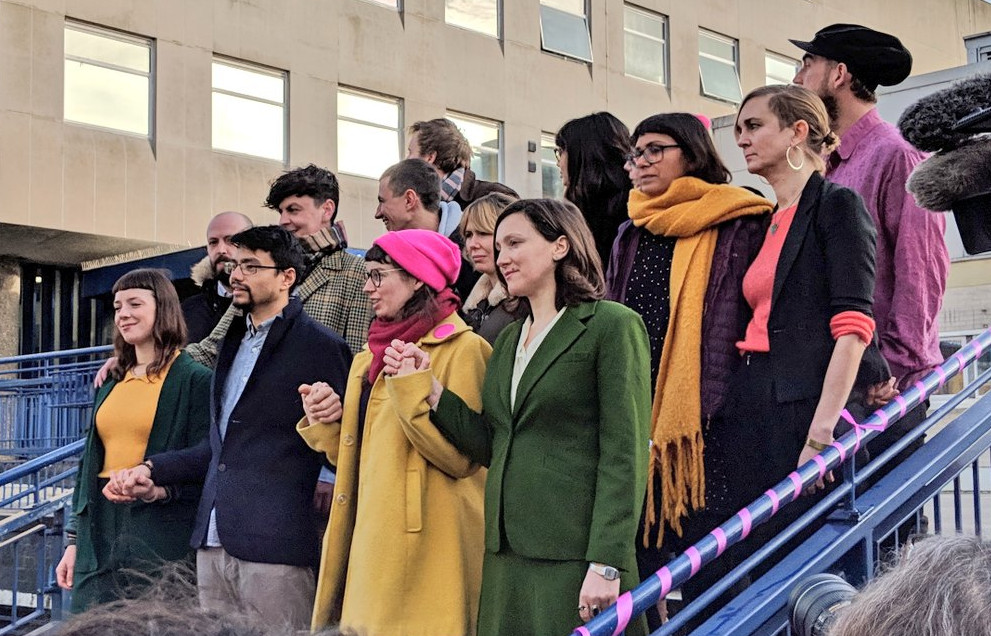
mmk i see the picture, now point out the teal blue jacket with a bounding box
[434,300,651,570]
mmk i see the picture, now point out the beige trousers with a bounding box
[196,547,315,631]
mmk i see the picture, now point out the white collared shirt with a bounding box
[510,307,567,411]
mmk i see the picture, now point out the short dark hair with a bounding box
[265,164,340,221]
[493,199,604,312]
[364,244,439,321]
[111,269,186,380]
[231,226,306,292]
[409,119,473,174]
[381,159,441,213]
[631,113,731,185]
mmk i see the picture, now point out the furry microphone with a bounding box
[907,137,991,210]
[897,73,991,152]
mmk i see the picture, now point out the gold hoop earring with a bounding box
[786,145,805,171]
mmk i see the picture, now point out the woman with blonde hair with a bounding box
[458,192,527,344]
[726,84,887,551]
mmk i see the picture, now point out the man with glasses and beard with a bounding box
[181,212,254,342]
[107,226,351,630]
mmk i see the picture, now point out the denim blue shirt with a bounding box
[206,311,279,547]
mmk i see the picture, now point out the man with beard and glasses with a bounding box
[792,24,949,468]
[187,165,372,362]
[181,212,254,342]
[106,226,351,629]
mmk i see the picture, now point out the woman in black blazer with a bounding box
[725,85,887,539]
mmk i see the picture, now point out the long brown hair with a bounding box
[111,269,186,380]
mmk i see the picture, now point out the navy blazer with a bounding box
[150,297,352,567]
[767,171,887,402]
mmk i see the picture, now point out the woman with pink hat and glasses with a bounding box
[296,229,490,636]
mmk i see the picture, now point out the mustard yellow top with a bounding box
[96,354,178,477]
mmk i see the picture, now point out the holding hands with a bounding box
[299,382,344,425]
[383,340,431,376]
[384,340,443,407]
[102,463,164,503]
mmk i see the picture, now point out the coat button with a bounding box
[336,494,347,504]
[217,463,226,472]
[343,434,355,446]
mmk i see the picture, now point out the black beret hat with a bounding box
[790,24,913,91]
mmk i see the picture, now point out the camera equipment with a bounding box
[788,573,858,636]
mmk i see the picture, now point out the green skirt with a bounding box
[476,549,647,636]
[72,489,195,613]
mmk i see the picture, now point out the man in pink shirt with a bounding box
[792,24,949,466]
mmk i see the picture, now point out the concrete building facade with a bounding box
[3,0,991,355]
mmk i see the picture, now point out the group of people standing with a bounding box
[54,21,948,636]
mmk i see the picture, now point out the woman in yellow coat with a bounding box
[297,229,490,636]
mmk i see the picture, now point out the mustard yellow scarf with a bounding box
[629,177,771,542]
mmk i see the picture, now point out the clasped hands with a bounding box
[102,463,161,504]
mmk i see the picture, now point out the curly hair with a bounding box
[265,164,340,221]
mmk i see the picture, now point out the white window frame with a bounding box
[211,56,288,162]
[623,4,669,86]
[63,20,154,138]
[336,87,403,180]
[446,112,504,183]
[361,0,401,9]
[539,0,593,63]
[698,29,742,104]
[445,0,501,39]
[541,133,564,199]
[765,51,800,86]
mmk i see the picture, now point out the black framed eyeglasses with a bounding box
[624,143,680,168]
[364,268,404,288]
[553,147,564,160]
[223,261,282,277]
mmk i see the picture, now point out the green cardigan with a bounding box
[434,300,651,569]
[69,351,212,572]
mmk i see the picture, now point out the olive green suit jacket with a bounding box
[434,300,651,570]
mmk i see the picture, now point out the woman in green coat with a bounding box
[386,199,652,636]
[55,269,211,612]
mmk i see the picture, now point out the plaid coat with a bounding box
[187,249,371,367]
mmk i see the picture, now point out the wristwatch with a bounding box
[588,563,620,581]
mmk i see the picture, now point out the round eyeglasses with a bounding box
[624,143,680,168]
[364,268,404,288]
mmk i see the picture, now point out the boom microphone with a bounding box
[897,73,991,152]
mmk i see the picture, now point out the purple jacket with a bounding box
[606,216,767,418]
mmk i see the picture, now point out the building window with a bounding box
[212,58,286,162]
[337,88,402,179]
[362,0,400,7]
[624,5,668,85]
[446,0,499,38]
[63,21,152,136]
[446,113,502,182]
[539,0,592,63]
[541,133,564,199]
[765,52,799,86]
[698,29,742,104]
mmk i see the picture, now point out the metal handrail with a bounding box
[0,345,112,366]
[573,326,991,636]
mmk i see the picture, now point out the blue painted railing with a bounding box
[573,327,991,636]
[1,441,84,634]
[0,346,110,457]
